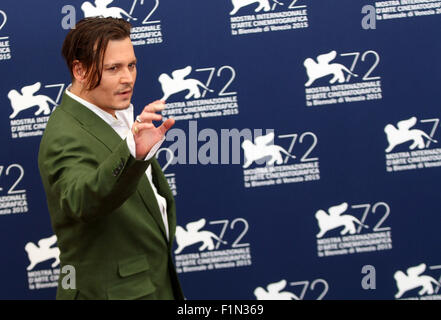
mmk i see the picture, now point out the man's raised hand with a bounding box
[131,100,175,160]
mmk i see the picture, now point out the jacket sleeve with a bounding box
[38,124,152,223]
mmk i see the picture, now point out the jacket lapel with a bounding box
[59,93,169,242]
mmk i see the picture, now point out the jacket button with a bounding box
[117,160,124,171]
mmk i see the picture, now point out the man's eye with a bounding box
[129,64,136,69]
[108,66,117,71]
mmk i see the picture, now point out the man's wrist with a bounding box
[127,132,165,161]
[144,136,166,160]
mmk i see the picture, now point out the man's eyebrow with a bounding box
[103,62,122,67]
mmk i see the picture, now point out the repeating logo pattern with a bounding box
[304,51,358,87]
[229,0,309,36]
[82,0,137,20]
[394,263,441,300]
[316,203,368,239]
[304,50,382,107]
[159,65,240,121]
[375,1,441,22]
[254,278,329,300]
[159,66,214,101]
[80,0,163,46]
[7,82,65,139]
[242,131,320,188]
[25,235,60,290]
[242,132,296,168]
[8,82,56,119]
[315,202,393,257]
[385,116,441,172]
[174,218,253,273]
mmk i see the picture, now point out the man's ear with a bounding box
[72,60,86,83]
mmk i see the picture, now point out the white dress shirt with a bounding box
[65,86,169,240]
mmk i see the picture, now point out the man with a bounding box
[38,17,184,300]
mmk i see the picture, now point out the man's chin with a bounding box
[114,102,131,110]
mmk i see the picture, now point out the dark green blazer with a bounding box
[38,93,183,300]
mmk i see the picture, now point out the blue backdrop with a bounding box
[1,0,441,300]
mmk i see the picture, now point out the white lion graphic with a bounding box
[81,0,137,20]
[304,50,358,87]
[394,263,440,299]
[241,132,295,169]
[25,235,60,271]
[158,66,214,101]
[385,117,437,153]
[254,279,299,300]
[8,82,56,119]
[175,218,227,254]
[230,0,284,15]
[315,202,368,238]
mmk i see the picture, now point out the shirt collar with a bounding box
[65,84,133,128]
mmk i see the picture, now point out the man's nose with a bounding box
[120,67,135,84]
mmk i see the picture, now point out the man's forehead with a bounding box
[103,38,136,64]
